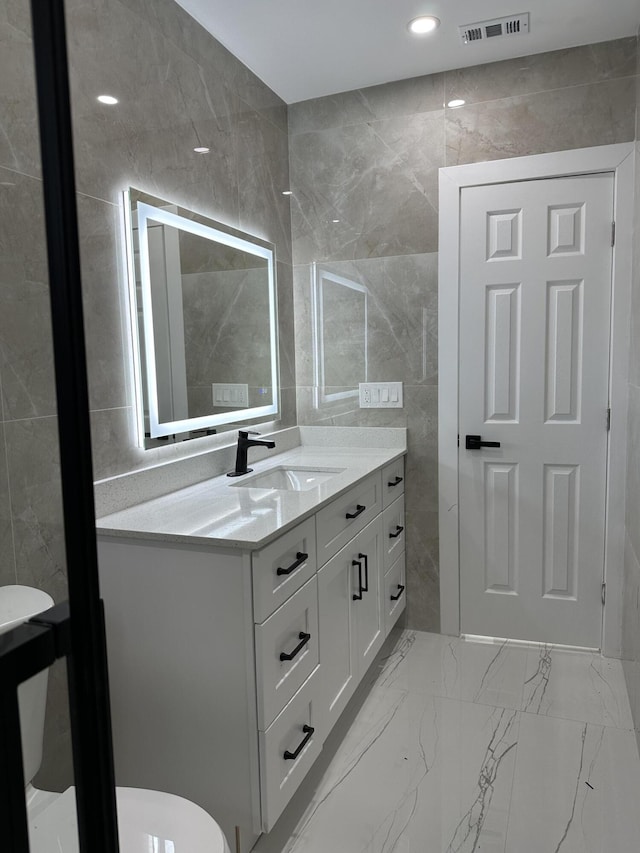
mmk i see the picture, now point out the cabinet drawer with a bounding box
[384,551,406,634]
[382,458,405,509]
[252,518,317,623]
[259,666,323,832]
[255,576,319,730]
[316,474,381,566]
[382,495,405,571]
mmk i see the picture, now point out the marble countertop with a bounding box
[96,444,405,549]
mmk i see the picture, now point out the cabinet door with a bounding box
[352,517,385,678]
[317,544,358,733]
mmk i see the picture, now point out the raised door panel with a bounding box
[484,284,520,423]
[352,517,385,679]
[317,543,357,732]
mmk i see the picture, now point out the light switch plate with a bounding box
[359,382,403,408]
[212,383,249,408]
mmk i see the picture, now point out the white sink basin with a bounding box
[230,466,344,492]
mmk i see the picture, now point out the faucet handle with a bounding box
[239,429,260,438]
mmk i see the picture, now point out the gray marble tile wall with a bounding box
[63,0,295,478]
[622,36,640,754]
[289,37,638,633]
[1,0,294,787]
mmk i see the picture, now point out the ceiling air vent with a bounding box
[460,13,530,45]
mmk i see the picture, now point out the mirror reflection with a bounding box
[312,264,368,406]
[125,189,279,445]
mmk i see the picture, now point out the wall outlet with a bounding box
[359,382,403,408]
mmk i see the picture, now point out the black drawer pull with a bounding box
[280,632,311,662]
[283,724,315,760]
[276,552,308,576]
[389,525,404,539]
[390,584,405,601]
[388,476,403,487]
[346,504,365,520]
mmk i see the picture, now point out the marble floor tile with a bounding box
[505,712,640,852]
[260,631,640,853]
[282,686,519,853]
[372,631,527,710]
[522,645,634,729]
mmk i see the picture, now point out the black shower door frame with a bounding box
[0,1,120,850]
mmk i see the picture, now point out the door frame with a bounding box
[438,143,635,657]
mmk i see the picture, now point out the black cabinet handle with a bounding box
[352,557,364,600]
[465,435,501,450]
[280,632,311,662]
[390,584,405,601]
[359,552,369,593]
[388,476,403,487]
[352,553,369,600]
[283,724,314,760]
[346,504,365,520]
[389,525,404,539]
[276,552,308,576]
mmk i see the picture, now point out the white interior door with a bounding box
[458,173,614,648]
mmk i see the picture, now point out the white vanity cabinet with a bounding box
[98,455,405,852]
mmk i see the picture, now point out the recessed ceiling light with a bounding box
[407,16,440,35]
[447,99,466,108]
[97,94,118,105]
[193,146,210,153]
[282,190,293,196]
[332,219,340,223]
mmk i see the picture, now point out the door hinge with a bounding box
[601,582,606,606]
[606,407,611,432]
[611,221,616,247]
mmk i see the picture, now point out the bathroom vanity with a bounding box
[96,438,406,852]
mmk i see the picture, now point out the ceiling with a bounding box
[174,0,640,104]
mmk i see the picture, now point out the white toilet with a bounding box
[1,585,231,853]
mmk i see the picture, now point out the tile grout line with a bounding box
[442,72,639,112]
[388,630,634,729]
[289,72,638,136]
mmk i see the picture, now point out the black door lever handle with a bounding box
[465,435,501,450]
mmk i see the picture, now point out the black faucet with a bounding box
[227,430,276,477]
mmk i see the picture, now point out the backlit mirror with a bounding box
[124,188,279,446]
[312,264,368,406]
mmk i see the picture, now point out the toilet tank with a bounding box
[0,586,54,786]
